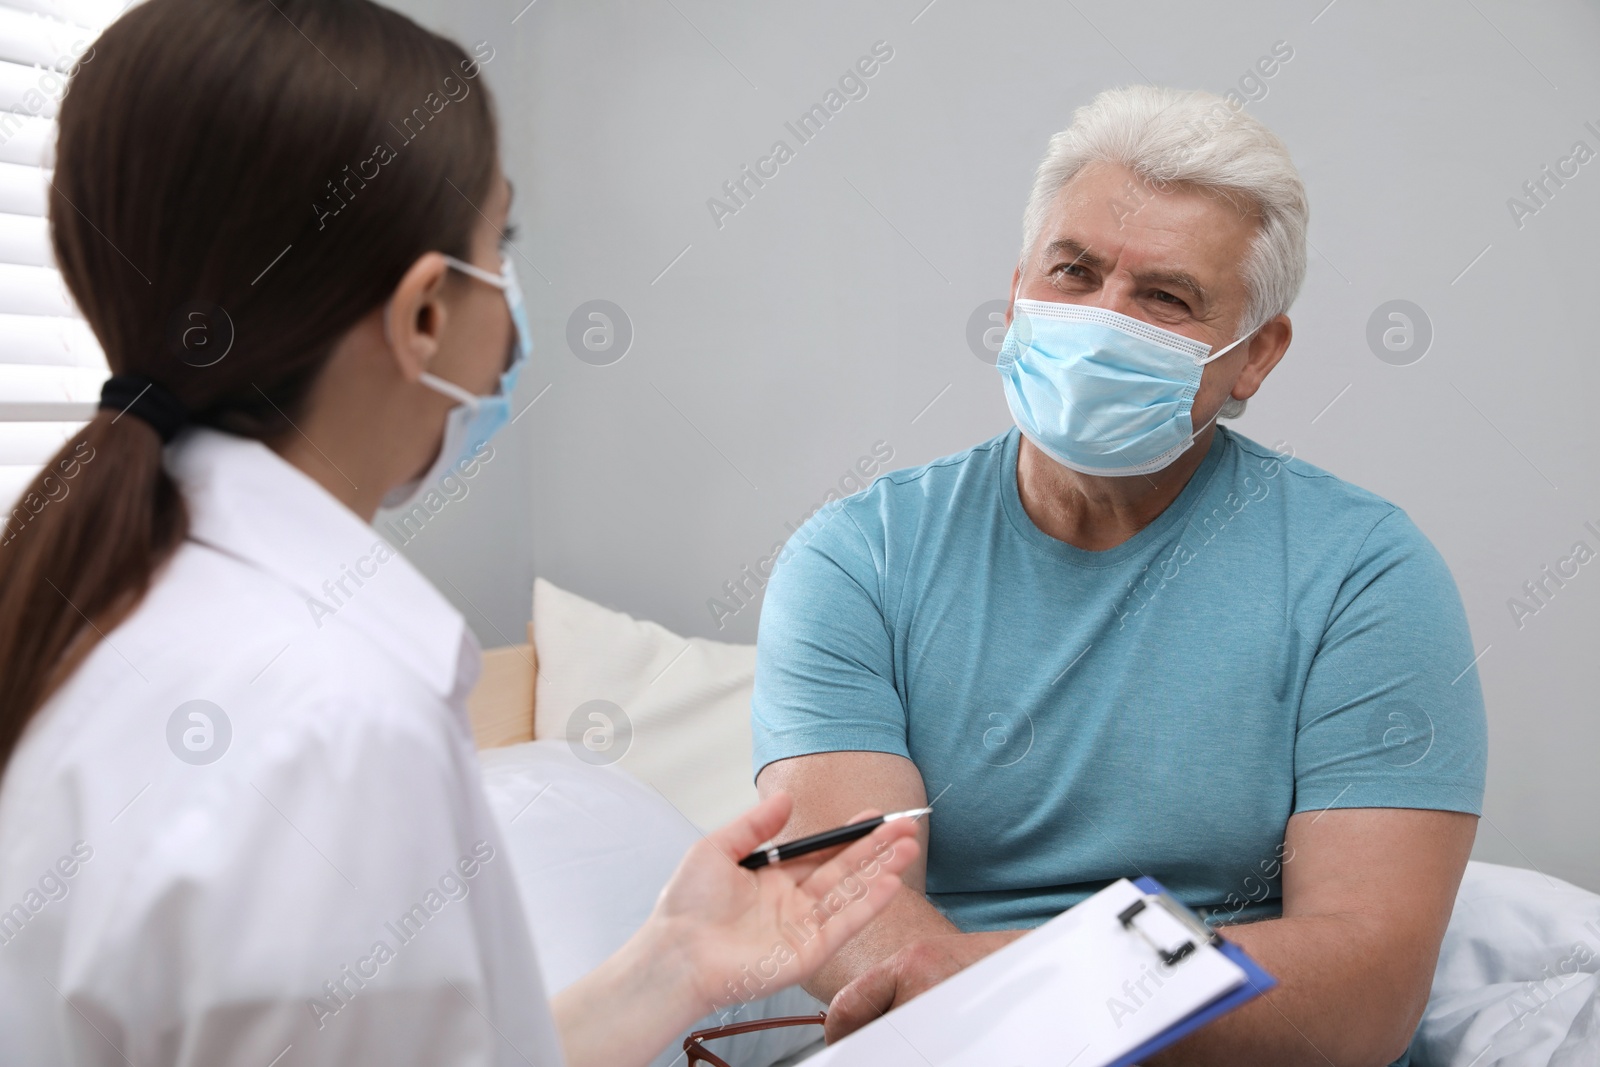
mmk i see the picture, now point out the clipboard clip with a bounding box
[1117,892,1222,967]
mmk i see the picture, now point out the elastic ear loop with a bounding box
[1189,327,1259,442]
[378,299,481,407]
[417,370,481,407]
[1198,331,1249,365]
[383,255,506,343]
[441,254,509,290]
[386,255,513,408]
[443,252,528,371]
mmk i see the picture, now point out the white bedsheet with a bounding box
[1414,861,1600,1067]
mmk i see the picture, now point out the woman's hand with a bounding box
[649,790,920,1011]
[553,791,919,1067]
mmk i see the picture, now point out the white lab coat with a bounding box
[0,429,565,1066]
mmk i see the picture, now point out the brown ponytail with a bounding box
[0,0,500,768]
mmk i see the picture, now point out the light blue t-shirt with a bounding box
[753,426,1487,933]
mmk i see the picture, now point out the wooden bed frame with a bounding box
[464,624,537,750]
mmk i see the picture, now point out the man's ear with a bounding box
[1231,314,1292,403]
[382,252,453,383]
[1006,263,1023,328]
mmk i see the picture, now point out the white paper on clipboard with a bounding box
[803,878,1250,1067]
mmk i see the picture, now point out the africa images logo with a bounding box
[165,700,232,766]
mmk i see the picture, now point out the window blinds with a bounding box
[0,0,127,509]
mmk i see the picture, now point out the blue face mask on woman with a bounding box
[382,253,533,511]
[996,297,1247,477]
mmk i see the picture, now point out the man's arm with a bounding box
[825,804,1474,1064]
[1148,806,1475,1067]
[756,750,965,1001]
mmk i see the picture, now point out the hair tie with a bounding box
[99,374,189,444]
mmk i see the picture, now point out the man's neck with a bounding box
[1015,425,1218,551]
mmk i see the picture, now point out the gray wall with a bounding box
[391,0,1600,892]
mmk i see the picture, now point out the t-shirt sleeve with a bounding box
[752,502,910,779]
[1293,508,1488,816]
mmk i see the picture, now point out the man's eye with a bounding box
[1151,290,1186,308]
[500,222,519,245]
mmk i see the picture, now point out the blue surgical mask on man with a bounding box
[996,296,1248,477]
[382,253,533,511]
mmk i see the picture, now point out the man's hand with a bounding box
[824,929,1026,1042]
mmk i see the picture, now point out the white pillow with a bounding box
[1415,861,1600,1067]
[479,741,825,1067]
[531,577,759,831]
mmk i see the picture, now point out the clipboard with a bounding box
[804,876,1275,1066]
[1107,877,1277,1067]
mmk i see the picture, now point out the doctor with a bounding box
[0,1,916,1064]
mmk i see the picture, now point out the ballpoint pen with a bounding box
[738,807,932,870]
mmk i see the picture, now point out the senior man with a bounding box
[752,86,1486,1066]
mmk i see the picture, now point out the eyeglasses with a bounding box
[683,1012,827,1067]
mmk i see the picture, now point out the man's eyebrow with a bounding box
[1136,267,1209,305]
[1039,238,1100,272]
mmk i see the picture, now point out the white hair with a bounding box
[1021,86,1309,418]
